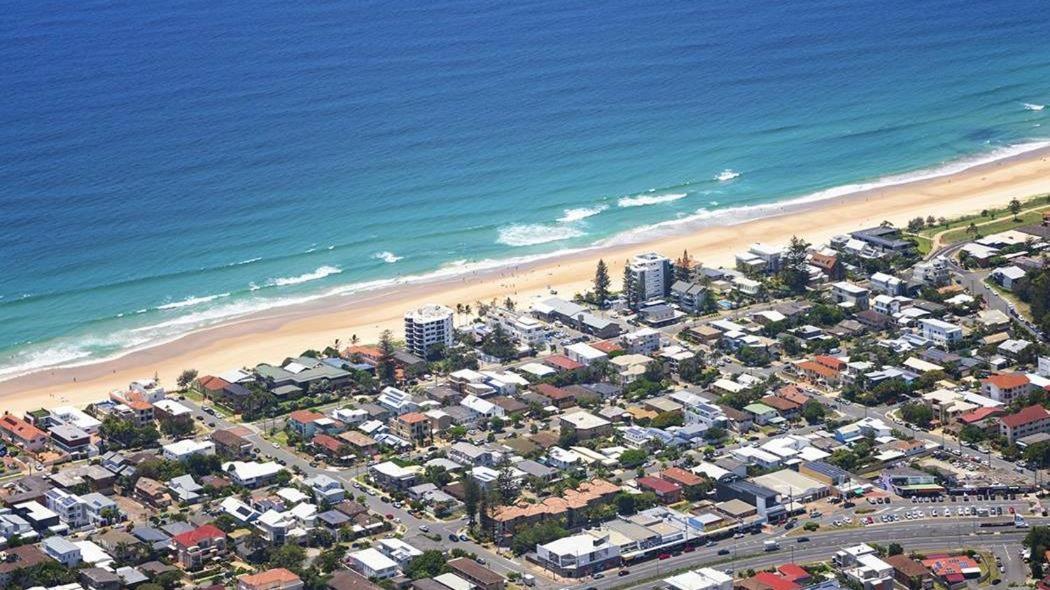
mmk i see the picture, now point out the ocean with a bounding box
[2,0,1049,379]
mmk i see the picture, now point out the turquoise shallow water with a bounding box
[1,0,1049,378]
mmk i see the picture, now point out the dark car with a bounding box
[718,549,730,556]
[449,534,458,542]
[618,570,630,577]
[797,537,810,543]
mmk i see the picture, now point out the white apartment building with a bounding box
[831,282,870,310]
[621,328,661,355]
[45,489,87,529]
[834,544,893,590]
[919,318,962,347]
[403,304,454,358]
[869,272,904,296]
[348,547,399,579]
[629,252,673,303]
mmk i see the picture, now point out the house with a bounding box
[664,568,733,590]
[447,558,505,590]
[287,410,328,438]
[47,423,92,457]
[212,429,254,458]
[369,462,419,491]
[0,545,50,588]
[238,568,304,590]
[348,548,399,579]
[1000,405,1050,444]
[0,413,48,452]
[223,461,283,488]
[981,373,1031,403]
[559,411,613,440]
[134,477,172,509]
[621,328,662,355]
[920,318,963,347]
[377,386,419,416]
[636,476,682,503]
[671,280,709,314]
[884,554,933,590]
[172,524,227,570]
[162,439,216,461]
[869,272,905,296]
[43,536,82,567]
[831,282,870,310]
[564,342,608,366]
[305,474,346,505]
[992,265,1027,291]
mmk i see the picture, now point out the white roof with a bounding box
[665,568,733,590]
[518,362,556,377]
[903,357,944,373]
[371,461,417,479]
[51,406,102,430]
[163,439,214,456]
[561,411,610,430]
[153,399,192,416]
[223,461,282,481]
[434,573,474,590]
[833,281,868,294]
[350,547,399,571]
[565,342,607,360]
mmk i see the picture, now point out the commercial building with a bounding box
[535,532,621,578]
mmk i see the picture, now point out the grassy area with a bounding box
[941,206,1050,244]
[916,193,1049,237]
[182,388,205,402]
[910,234,933,256]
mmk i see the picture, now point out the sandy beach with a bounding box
[6,147,1050,414]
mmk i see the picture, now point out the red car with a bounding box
[1009,507,1015,514]
[658,554,671,560]
[683,546,695,553]
[385,513,394,519]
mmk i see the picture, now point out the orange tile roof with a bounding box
[1001,405,1050,428]
[797,360,839,379]
[0,414,46,442]
[399,412,429,424]
[239,567,301,588]
[288,409,325,424]
[982,373,1030,389]
[661,467,704,487]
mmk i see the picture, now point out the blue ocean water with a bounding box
[2,0,1049,378]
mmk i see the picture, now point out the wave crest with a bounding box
[269,266,342,287]
[372,251,403,264]
[617,192,686,208]
[1023,102,1045,111]
[558,205,607,223]
[156,292,231,310]
[715,169,741,182]
[497,224,584,247]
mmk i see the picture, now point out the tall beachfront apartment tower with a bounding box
[629,252,673,306]
[404,304,455,358]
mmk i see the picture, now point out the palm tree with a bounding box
[966,223,979,238]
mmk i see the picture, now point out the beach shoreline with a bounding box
[6,144,1050,414]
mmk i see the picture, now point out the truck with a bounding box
[764,540,780,552]
[521,574,536,587]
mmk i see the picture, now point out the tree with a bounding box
[651,411,684,429]
[619,448,648,469]
[405,550,448,579]
[463,476,480,526]
[887,542,903,556]
[510,519,568,555]
[622,260,637,309]
[377,330,397,384]
[594,259,611,308]
[800,399,826,424]
[176,369,198,389]
[966,222,979,238]
[480,325,516,360]
[268,543,306,571]
[1010,197,1022,220]
[558,426,579,448]
[1024,441,1050,469]
[316,545,348,573]
[899,402,934,428]
[675,250,694,282]
[159,416,194,438]
[780,235,810,293]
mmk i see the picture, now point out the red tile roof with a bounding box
[814,355,846,370]
[197,375,232,391]
[543,354,583,371]
[239,568,301,588]
[958,407,1005,424]
[753,571,800,590]
[172,524,226,548]
[660,467,704,487]
[534,384,574,400]
[636,476,681,495]
[288,409,325,424]
[776,564,811,582]
[1001,405,1050,428]
[313,434,345,453]
[399,412,429,424]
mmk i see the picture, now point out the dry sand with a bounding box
[5,147,1050,414]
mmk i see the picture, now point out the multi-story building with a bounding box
[536,532,622,578]
[44,488,87,529]
[831,282,870,310]
[981,373,1031,403]
[920,318,963,347]
[834,544,894,590]
[629,253,673,306]
[403,304,454,358]
[620,328,661,355]
[1000,405,1050,444]
[172,524,227,570]
[391,412,433,447]
[0,413,48,452]
[237,568,304,590]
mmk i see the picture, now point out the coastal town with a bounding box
[2,202,1050,590]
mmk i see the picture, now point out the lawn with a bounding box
[940,207,1049,244]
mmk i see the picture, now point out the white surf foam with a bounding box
[372,251,403,264]
[497,224,584,247]
[1023,103,1045,111]
[269,265,342,287]
[558,205,607,222]
[617,192,686,208]
[156,292,231,310]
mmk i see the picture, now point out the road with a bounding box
[599,519,1046,590]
